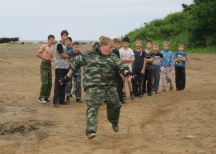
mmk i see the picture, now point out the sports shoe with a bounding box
[76,99,82,103]
[130,93,135,99]
[87,132,96,139]
[38,97,46,104]
[152,91,157,94]
[45,98,52,103]
[147,92,152,96]
[112,125,119,132]
[53,103,59,107]
[64,97,70,104]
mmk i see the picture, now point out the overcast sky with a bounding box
[0,0,193,41]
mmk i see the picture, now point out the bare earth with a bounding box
[0,44,216,154]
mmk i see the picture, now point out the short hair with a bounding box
[163,41,170,46]
[122,37,130,43]
[153,43,159,47]
[67,37,72,42]
[146,40,152,44]
[136,39,142,44]
[99,37,114,47]
[99,36,106,41]
[73,41,79,46]
[61,30,69,36]
[48,35,55,40]
[113,38,121,44]
[178,43,184,47]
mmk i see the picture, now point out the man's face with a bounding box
[163,45,169,50]
[65,39,72,47]
[123,42,129,48]
[153,45,159,52]
[48,38,55,45]
[61,33,68,43]
[178,46,184,52]
[114,42,120,50]
[146,42,152,49]
[136,41,142,49]
[102,44,113,54]
[73,45,79,53]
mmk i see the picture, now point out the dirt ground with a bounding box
[0,44,216,154]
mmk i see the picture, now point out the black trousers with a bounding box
[175,67,186,90]
[53,69,69,104]
[132,67,144,95]
[142,69,153,94]
[115,73,123,103]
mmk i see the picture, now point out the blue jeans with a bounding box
[65,70,82,100]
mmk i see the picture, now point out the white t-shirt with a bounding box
[119,47,134,71]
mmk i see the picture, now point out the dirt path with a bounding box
[0,44,216,154]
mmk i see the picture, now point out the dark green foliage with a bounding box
[125,0,216,51]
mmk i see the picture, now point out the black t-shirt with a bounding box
[153,52,164,65]
[112,49,120,59]
[133,50,146,68]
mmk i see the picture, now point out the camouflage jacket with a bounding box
[69,50,129,91]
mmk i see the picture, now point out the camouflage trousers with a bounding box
[40,61,52,98]
[65,70,82,100]
[85,86,122,135]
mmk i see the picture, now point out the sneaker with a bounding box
[147,92,152,96]
[112,125,119,132]
[53,103,59,107]
[38,97,46,104]
[45,98,52,103]
[123,92,126,100]
[64,98,70,104]
[130,93,135,99]
[152,91,157,94]
[87,132,96,139]
[76,99,82,103]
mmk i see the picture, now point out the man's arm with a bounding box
[59,55,84,85]
[57,44,69,59]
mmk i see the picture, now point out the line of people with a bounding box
[36,30,188,139]
[112,37,188,104]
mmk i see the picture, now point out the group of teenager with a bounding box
[36,30,188,139]
[111,37,188,104]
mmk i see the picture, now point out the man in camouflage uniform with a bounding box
[60,37,133,139]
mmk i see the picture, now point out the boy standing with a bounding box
[66,42,83,103]
[53,30,70,107]
[132,39,146,97]
[119,37,135,99]
[112,38,124,104]
[65,37,73,54]
[174,43,188,91]
[160,42,174,92]
[152,43,164,94]
[65,37,75,99]
[36,35,55,103]
[142,40,155,96]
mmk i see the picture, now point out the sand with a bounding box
[0,43,216,154]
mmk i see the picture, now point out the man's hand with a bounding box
[125,71,134,77]
[169,67,172,72]
[59,76,70,85]
[140,69,145,75]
